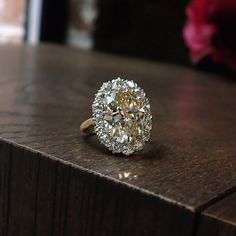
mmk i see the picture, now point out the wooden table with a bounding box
[0,45,235,236]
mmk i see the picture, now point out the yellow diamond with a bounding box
[93,78,152,155]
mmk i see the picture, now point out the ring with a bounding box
[80,77,152,155]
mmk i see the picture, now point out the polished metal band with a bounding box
[80,118,95,134]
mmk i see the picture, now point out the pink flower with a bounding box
[183,0,236,71]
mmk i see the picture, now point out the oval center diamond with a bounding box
[92,78,152,155]
[104,90,144,143]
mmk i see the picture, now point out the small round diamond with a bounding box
[92,77,152,155]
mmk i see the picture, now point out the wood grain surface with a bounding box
[197,192,236,236]
[0,44,235,235]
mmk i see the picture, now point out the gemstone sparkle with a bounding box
[92,78,152,155]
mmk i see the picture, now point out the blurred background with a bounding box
[0,0,189,65]
[1,0,235,73]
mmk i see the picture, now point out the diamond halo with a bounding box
[92,77,152,155]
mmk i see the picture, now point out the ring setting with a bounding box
[81,77,152,155]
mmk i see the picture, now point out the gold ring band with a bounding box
[80,118,95,134]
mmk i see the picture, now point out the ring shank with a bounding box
[80,118,95,134]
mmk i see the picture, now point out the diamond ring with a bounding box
[80,77,152,155]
